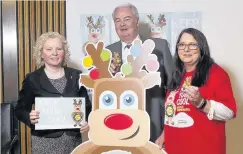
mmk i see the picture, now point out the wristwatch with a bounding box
[197,99,207,109]
[197,99,214,120]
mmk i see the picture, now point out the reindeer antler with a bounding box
[120,39,158,78]
[85,42,112,78]
[80,41,113,88]
[96,16,105,27]
[79,99,82,105]
[158,14,166,26]
[86,16,94,28]
[147,14,155,24]
[119,39,162,88]
[73,99,77,105]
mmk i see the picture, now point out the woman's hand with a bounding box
[80,122,90,133]
[184,86,203,107]
[155,132,165,150]
[29,110,39,125]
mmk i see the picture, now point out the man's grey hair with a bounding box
[112,3,139,20]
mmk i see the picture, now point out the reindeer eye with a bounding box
[120,90,138,109]
[95,28,100,33]
[99,91,117,109]
[103,94,112,104]
[91,28,95,33]
[151,27,155,32]
[124,94,134,105]
[156,27,162,31]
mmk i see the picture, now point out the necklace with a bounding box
[44,67,65,79]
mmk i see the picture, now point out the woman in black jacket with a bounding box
[14,32,92,154]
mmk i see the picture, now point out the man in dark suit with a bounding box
[106,3,173,142]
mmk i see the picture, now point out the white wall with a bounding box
[66,0,243,153]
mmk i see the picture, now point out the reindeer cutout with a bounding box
[147,14,167,39]
[86,16,105,44]
[72,40,167,154]
[72,99,84,127]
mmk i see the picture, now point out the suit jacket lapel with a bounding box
[118,41,122,54]
[117,41,123,63]
[139,35,147,43]
[62,67,76,95]
[38,66,60,94]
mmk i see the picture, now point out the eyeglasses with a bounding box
[177,43,199,50]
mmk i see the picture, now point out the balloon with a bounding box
[121,63,133,75]
[89,69,99,80]
[146,59,160,72]
[130,44,141,57]
[100,50,111,61]
[83,56,93,68]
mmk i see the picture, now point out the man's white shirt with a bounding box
[121,35,140,63]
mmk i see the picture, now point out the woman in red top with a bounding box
[155,28,237,154]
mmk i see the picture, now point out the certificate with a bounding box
[35,97,86,130]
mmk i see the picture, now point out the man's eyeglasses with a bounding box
[177,43,199,50]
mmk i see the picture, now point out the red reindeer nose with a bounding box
[104,113,133,130]
[92,34,97,38]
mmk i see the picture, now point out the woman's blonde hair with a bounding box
[33,32,70,67]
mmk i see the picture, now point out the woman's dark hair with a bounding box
[168,28,215,91]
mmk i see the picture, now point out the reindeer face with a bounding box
[150,25,163,38]
[80,39,161,148]
[74,107,80,112]
[88,78,150,147]
[86,16,105,43]
[88,27,102,42]
[73,99,82,112]
[147,14,166,39]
